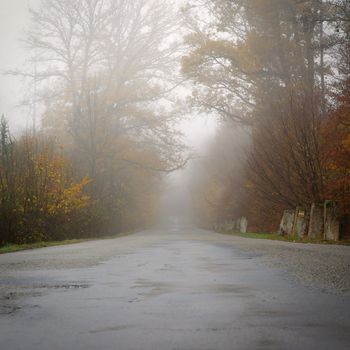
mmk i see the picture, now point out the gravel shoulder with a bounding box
[213,232,350,295]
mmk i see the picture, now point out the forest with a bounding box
[185,0,350,233]
[1,0,350,245]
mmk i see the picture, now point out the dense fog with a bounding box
[1,0,350,245]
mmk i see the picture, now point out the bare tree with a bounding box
[12,0,189,233]
[19,0,186,176]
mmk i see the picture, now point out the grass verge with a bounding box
[220,231,350,246]
[0,231,135,254]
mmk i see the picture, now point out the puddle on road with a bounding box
[132,278,176,297]
[0,304,21,315]
[0,280,91,315]
[211,284,254,295]
[131,277,256,300]
[40,283,90,290]
[87,324,136,334]
[0,277,90,290]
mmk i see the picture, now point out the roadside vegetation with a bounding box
[0,0,187,248]
[219,231,350,246]
[184,0,350,233]
[0,231,134,254]
[0,239,89,254]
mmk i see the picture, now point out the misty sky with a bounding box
[0,0,40,131]
[0,0,216,149]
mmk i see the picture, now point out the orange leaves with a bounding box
[0,123,95,244]
[19,138,92,217]
[47,176,91,215]
[321,79,350,211]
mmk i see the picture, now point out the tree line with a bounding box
[183,0,350,231]
[1,0,186,246]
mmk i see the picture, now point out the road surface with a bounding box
[0,227,350,350]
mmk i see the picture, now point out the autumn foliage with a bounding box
[0,0,187,247]
[184,0,350,232]
[0,117,91,245]
[322,79,350,215]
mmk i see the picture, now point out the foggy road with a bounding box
[0,227,350,350]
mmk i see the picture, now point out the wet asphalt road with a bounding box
[0,226,350,350]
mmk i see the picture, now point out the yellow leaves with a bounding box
[47,176,91,215]
[342,137,350,150]
[235,30,277,74]
[245,180,255,190]
[182,40,237,76]
[325,163,340,171]
[22,143,92,217]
